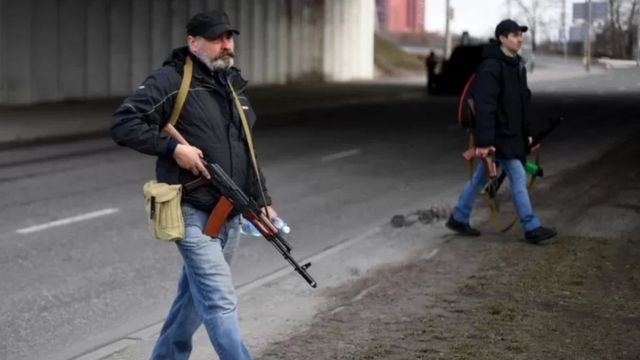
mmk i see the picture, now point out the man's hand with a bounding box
[529,137,541,152]
[173,144,211,179]
[475,146,496,158]
[262,206,278,220]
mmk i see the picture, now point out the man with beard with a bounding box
[111,10,275,360]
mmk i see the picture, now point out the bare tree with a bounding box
[625,0,639,56]
[597,0,638,58]
[512,0,558,52]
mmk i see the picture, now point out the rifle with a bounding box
[184,163,318,289]
[482,116,563,197]
[462,148,498,178]
[163,123,317,288]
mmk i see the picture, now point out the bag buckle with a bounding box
[150,196,156,220]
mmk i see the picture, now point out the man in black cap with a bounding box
[111,10,274,359]
[446,19,557,244]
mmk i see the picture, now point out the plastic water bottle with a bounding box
[271,217,291,235]
[241,217,290,237]
[240,218,262,237]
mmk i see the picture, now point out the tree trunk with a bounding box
[531,28,537,52]
[626,0,638,57]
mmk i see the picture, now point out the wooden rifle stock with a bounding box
[482,156,497,178]
[163,123,189,146]
[203,196,234,238]
[462,148,497,178]
[163,123,231,237]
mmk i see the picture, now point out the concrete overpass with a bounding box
[0,0,375,105]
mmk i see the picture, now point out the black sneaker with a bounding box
[525,226,557,244]
[446,215,481,236]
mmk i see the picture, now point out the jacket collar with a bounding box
[482,42,520,66]
[500,45,517,58]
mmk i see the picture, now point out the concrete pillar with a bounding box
[109,0,132,95]
[150,0,171,69]
[323,0,374,81]
[356,0,375,79]
[300,1,315,76]
[250,0,266,83]
[1,0,33,103]
[87,0,110,97]
[131,0,152,88]
[188,0,205,16]
[309,0,324,78]
[0,0,4,103]
[205,0,223,10]
[59,0,87,99]
[170,0,188,49]
[265,0,280,83]
[0,0,374,104]
[276,0,289,83]
[322,0,338,80]
[289,0,302,80]
[31,0,60,102]
[236,0,252,77]
[219,0,237,25]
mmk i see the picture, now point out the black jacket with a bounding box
[111,47,271,213]
[472,43,532,160]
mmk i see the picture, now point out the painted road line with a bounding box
[321,149,361,162]
[16,208,120,235]
[71,339,137,360]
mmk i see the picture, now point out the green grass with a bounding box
[449,235,640,359]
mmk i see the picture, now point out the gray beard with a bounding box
[196,53,234,71]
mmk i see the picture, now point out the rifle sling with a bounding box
[168,57,193,126]
[228,82,271,217]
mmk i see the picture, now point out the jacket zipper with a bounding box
[199,70,249,179]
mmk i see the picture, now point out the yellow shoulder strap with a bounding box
[168,57,193,126]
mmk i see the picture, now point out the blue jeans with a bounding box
[452,159,541,232]
[151,204,253,360]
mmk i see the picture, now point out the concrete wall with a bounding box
[0,0,374,105]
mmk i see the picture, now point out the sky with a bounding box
[426,0,576,41]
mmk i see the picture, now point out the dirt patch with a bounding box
[259,237,492,360]
[258,135,640,359]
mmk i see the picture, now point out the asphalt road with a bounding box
[1,69,639,359]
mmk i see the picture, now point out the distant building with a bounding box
[376,0,425,33]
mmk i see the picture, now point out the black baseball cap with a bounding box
[494,19,528,39]
[187,11,239,39]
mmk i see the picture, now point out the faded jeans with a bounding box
[452,158,541,232]
[151,204,253,360]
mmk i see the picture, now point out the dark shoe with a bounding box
[525,226,557,244]
[446,216,481,236]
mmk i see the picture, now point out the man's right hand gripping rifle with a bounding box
[165,123,317,288]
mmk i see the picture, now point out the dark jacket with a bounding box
[472,43,532,160]
[111,47,271,213]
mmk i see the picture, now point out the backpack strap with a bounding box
[457,73,476,127]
